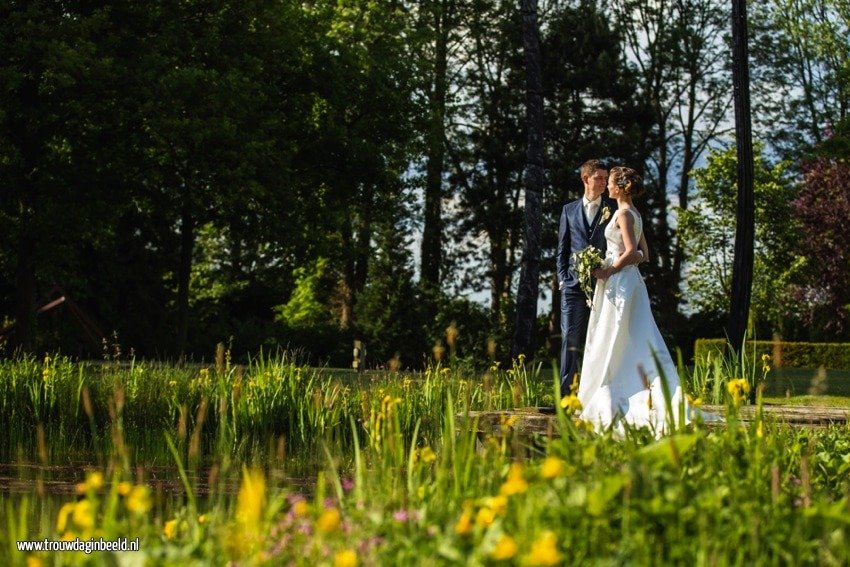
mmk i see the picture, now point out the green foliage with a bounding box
[275,258,334,329]
[677,144,805,332]
[750,0,850,156]
[356,216,424,369]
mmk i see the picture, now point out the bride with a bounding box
[577,166,693,436]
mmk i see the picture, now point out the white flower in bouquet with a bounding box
[571,246,604,307]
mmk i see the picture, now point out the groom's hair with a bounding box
[580,159,606,180]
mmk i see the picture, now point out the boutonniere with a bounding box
[600,204,611,222]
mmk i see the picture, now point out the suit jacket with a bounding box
[556,197,616,293]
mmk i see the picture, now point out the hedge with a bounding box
[694,339,850,370]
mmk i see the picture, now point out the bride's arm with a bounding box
[594,213,642,279]
[638,233,650,264]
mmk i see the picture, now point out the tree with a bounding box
[728,0,755,352]
[0,2,123,353]
[677,145,803,335]
[444,0,526,335]
[512,0,545,358]
[413,0,462,316]
[750,0,850,157]
[356,204,424,368]
[606,0,732,327]
[790,157,850,339]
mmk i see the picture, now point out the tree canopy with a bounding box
[1,0,846,365]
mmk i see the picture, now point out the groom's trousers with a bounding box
[560,290,591,398]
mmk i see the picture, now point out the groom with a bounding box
[556,159,616,398]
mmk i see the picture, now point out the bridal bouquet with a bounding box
[571,245,604,307]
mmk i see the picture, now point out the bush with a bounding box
[694,338,850,369]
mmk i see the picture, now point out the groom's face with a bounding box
[584,169,607,200]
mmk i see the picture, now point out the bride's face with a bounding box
[608,175,620,197]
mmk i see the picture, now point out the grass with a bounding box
[760,367,850,397]
[2,350,850,565]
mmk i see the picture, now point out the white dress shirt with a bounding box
[583,197,601,225]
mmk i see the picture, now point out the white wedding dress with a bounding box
[578,208,692,436]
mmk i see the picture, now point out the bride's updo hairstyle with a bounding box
[610,166,645,198]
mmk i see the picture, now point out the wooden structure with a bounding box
[459,405,850,440]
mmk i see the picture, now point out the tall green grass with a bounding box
[2,358,850,566]
[0,353,550,470]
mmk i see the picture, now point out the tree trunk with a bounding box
[489,240,506,327]
[13,206,37,354]
[339,226,354,329]
[511,0,544,359]
[421,0,452,311]
[728,0,755,352]
[548,273,560,361]
[354,184,373,297]
[176,189,195,358]
[672,92,696,303]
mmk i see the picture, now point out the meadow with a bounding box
[2,349,850,566]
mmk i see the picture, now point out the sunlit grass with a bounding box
[763,395,850,407]
[1,349,850,565]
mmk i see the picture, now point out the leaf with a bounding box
[587,473,629,517]
[436,542,464,562]
[635,434,700,467]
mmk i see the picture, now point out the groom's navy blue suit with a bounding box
[556,197,615,397]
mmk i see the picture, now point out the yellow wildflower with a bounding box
[71,500,94,530]
[236,468,266,527]
[334,549,358,567]
[420,446,437,464]
[76,471,104,494]
[490,534,518,560]
[27,555,45,567]
[454,510,473,535]
[317,507,341,534]
[476,506,495,528]
[480,495,508,516]
[574,418,595,433]
[163,519,178,540]
[116,481,132,496]
[540,456,566,480]
[197,514,207,524]
[726,378,751,404]
[125,485,152,515]
[560,394,582,413]
[500,463,528,496]
[293,500,310,518]
[525,531,561,566]
[56,502,75,533]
